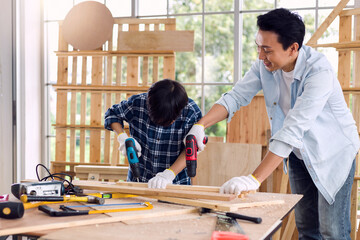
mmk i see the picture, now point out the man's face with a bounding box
[255,30,297,72]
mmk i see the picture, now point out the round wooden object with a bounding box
[62,1,113,50]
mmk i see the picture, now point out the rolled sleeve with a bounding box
[268,139,293,158]
[215,93,238,122]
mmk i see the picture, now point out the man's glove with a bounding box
[148,169,176,189]
[185,124,206,152]
[220,174,260,196]
[117,133,142,157]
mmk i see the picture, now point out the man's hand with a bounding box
[148,169,176,189]
[117,133,142,157]
[185,124,206,152]
[220,175,260,196]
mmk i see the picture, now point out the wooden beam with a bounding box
[118,31,194,52]
[306,0,350,45]
[52,85,150,92]
[72,180,236,201]
[55,51,175,57]
[340,8,360,17]
[307,40,360,49]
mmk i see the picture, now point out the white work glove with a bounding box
[185,124,206,152]
[220,174,260,196]
[117,133,142,157]
[148,169,176,189]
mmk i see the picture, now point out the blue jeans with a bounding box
[288,152,355,240]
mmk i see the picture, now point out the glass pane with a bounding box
[241,12,260,76]
[204,85,232,137]
[319,0,354,7]
[204,14,234,83]
[169,0,203,14]
[243,0,274,11]
[45,22,59,85]
[139,0,167,16]
[106,0,131,17]
[278,0,315,8]
[175,15,202,83]
[205,0,234,12]
[44,0,73,21]
[184,84,202,109]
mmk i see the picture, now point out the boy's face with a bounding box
[255,30,298,72]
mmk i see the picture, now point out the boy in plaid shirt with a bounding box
[104,79,202,188]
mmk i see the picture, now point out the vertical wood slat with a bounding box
[70,55,77,162]
[163,22,176,80]
[80,57,87,163]
[111,23,123,166]
[351,13,360,240]
[338,15,352,104]
[142,24,150,86]
[54,24,69,173]
[104,34,113,164]
[153,24,159,82]
[127,24,139,88]
[89,55,103,163]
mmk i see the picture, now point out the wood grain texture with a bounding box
[193,142,262,186]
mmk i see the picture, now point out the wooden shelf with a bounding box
[52,84,150,93]
[55,50,175,57]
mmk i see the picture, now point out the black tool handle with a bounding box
[39,205,89,217]
[226,212,262,224]
[23,195,64,202]
[0,202,24,219]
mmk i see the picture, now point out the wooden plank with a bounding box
[340,8,360,17]
[307,40,360,49]
[72,180,236,201]
[142,24,150,85]
[338,15,352,105]
[118,31,194,52]
[52,85,149,92]
[193,142,262,186]
[114,18,176,25]
[153,24,160,82]
[56,51,175,57]
[149,196,284,212]
[54,24,69,172]
[89,56,103,163]
[70,56,77,162]
[80,57,87,163]
[75,165,129,175]
[104,36,113,164]
[0,207,197,237]
[163,22,176,79]
[306,0,350,45]
[127,24,139,89]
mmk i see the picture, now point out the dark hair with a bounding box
[147,79,188,126]
[257,8,305,50]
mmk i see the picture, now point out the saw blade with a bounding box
[215,215,245,234]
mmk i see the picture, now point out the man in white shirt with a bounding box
[186,8,360,240]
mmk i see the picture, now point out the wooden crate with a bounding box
[51,18,194,178]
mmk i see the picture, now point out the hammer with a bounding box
[20,194,104,205]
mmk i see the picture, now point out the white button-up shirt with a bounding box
[216,45,360,204]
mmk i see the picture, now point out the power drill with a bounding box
[185,134,208,177]
[125,138,141,182]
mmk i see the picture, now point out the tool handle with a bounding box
[21,194,64,203]
[225,212,262,224]
[0,202,24,219]
[39,205,89,217]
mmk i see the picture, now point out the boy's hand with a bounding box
[148,169,176,189]
[185,124,206,152]
[220,175,260,196]
[117,133,142,157]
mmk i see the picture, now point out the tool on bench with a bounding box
[0,194,9,202]
[200,207,262,224]
[185,134,208,177]
[0,201,25,219]
[20,194,104,204]
[211,215,249,240]
[11,180,65,199]
[125,138,141,182]
[87,192,137,199]
[38,201,153,217]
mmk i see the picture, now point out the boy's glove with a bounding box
[148,169,176,189]
[185,124,206,152]
[220,175,260,196]
[117,133,142,157]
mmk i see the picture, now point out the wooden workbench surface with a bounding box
[0,192,301,240]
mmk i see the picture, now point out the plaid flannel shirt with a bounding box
[104,93,202,184]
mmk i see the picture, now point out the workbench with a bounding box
[0,192,301,240]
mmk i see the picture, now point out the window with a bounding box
[44,0,354,162]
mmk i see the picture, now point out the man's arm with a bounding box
[110,122,125,135]
[168,150,186,175]
[252,151,283,183]
[197,104,229,129]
